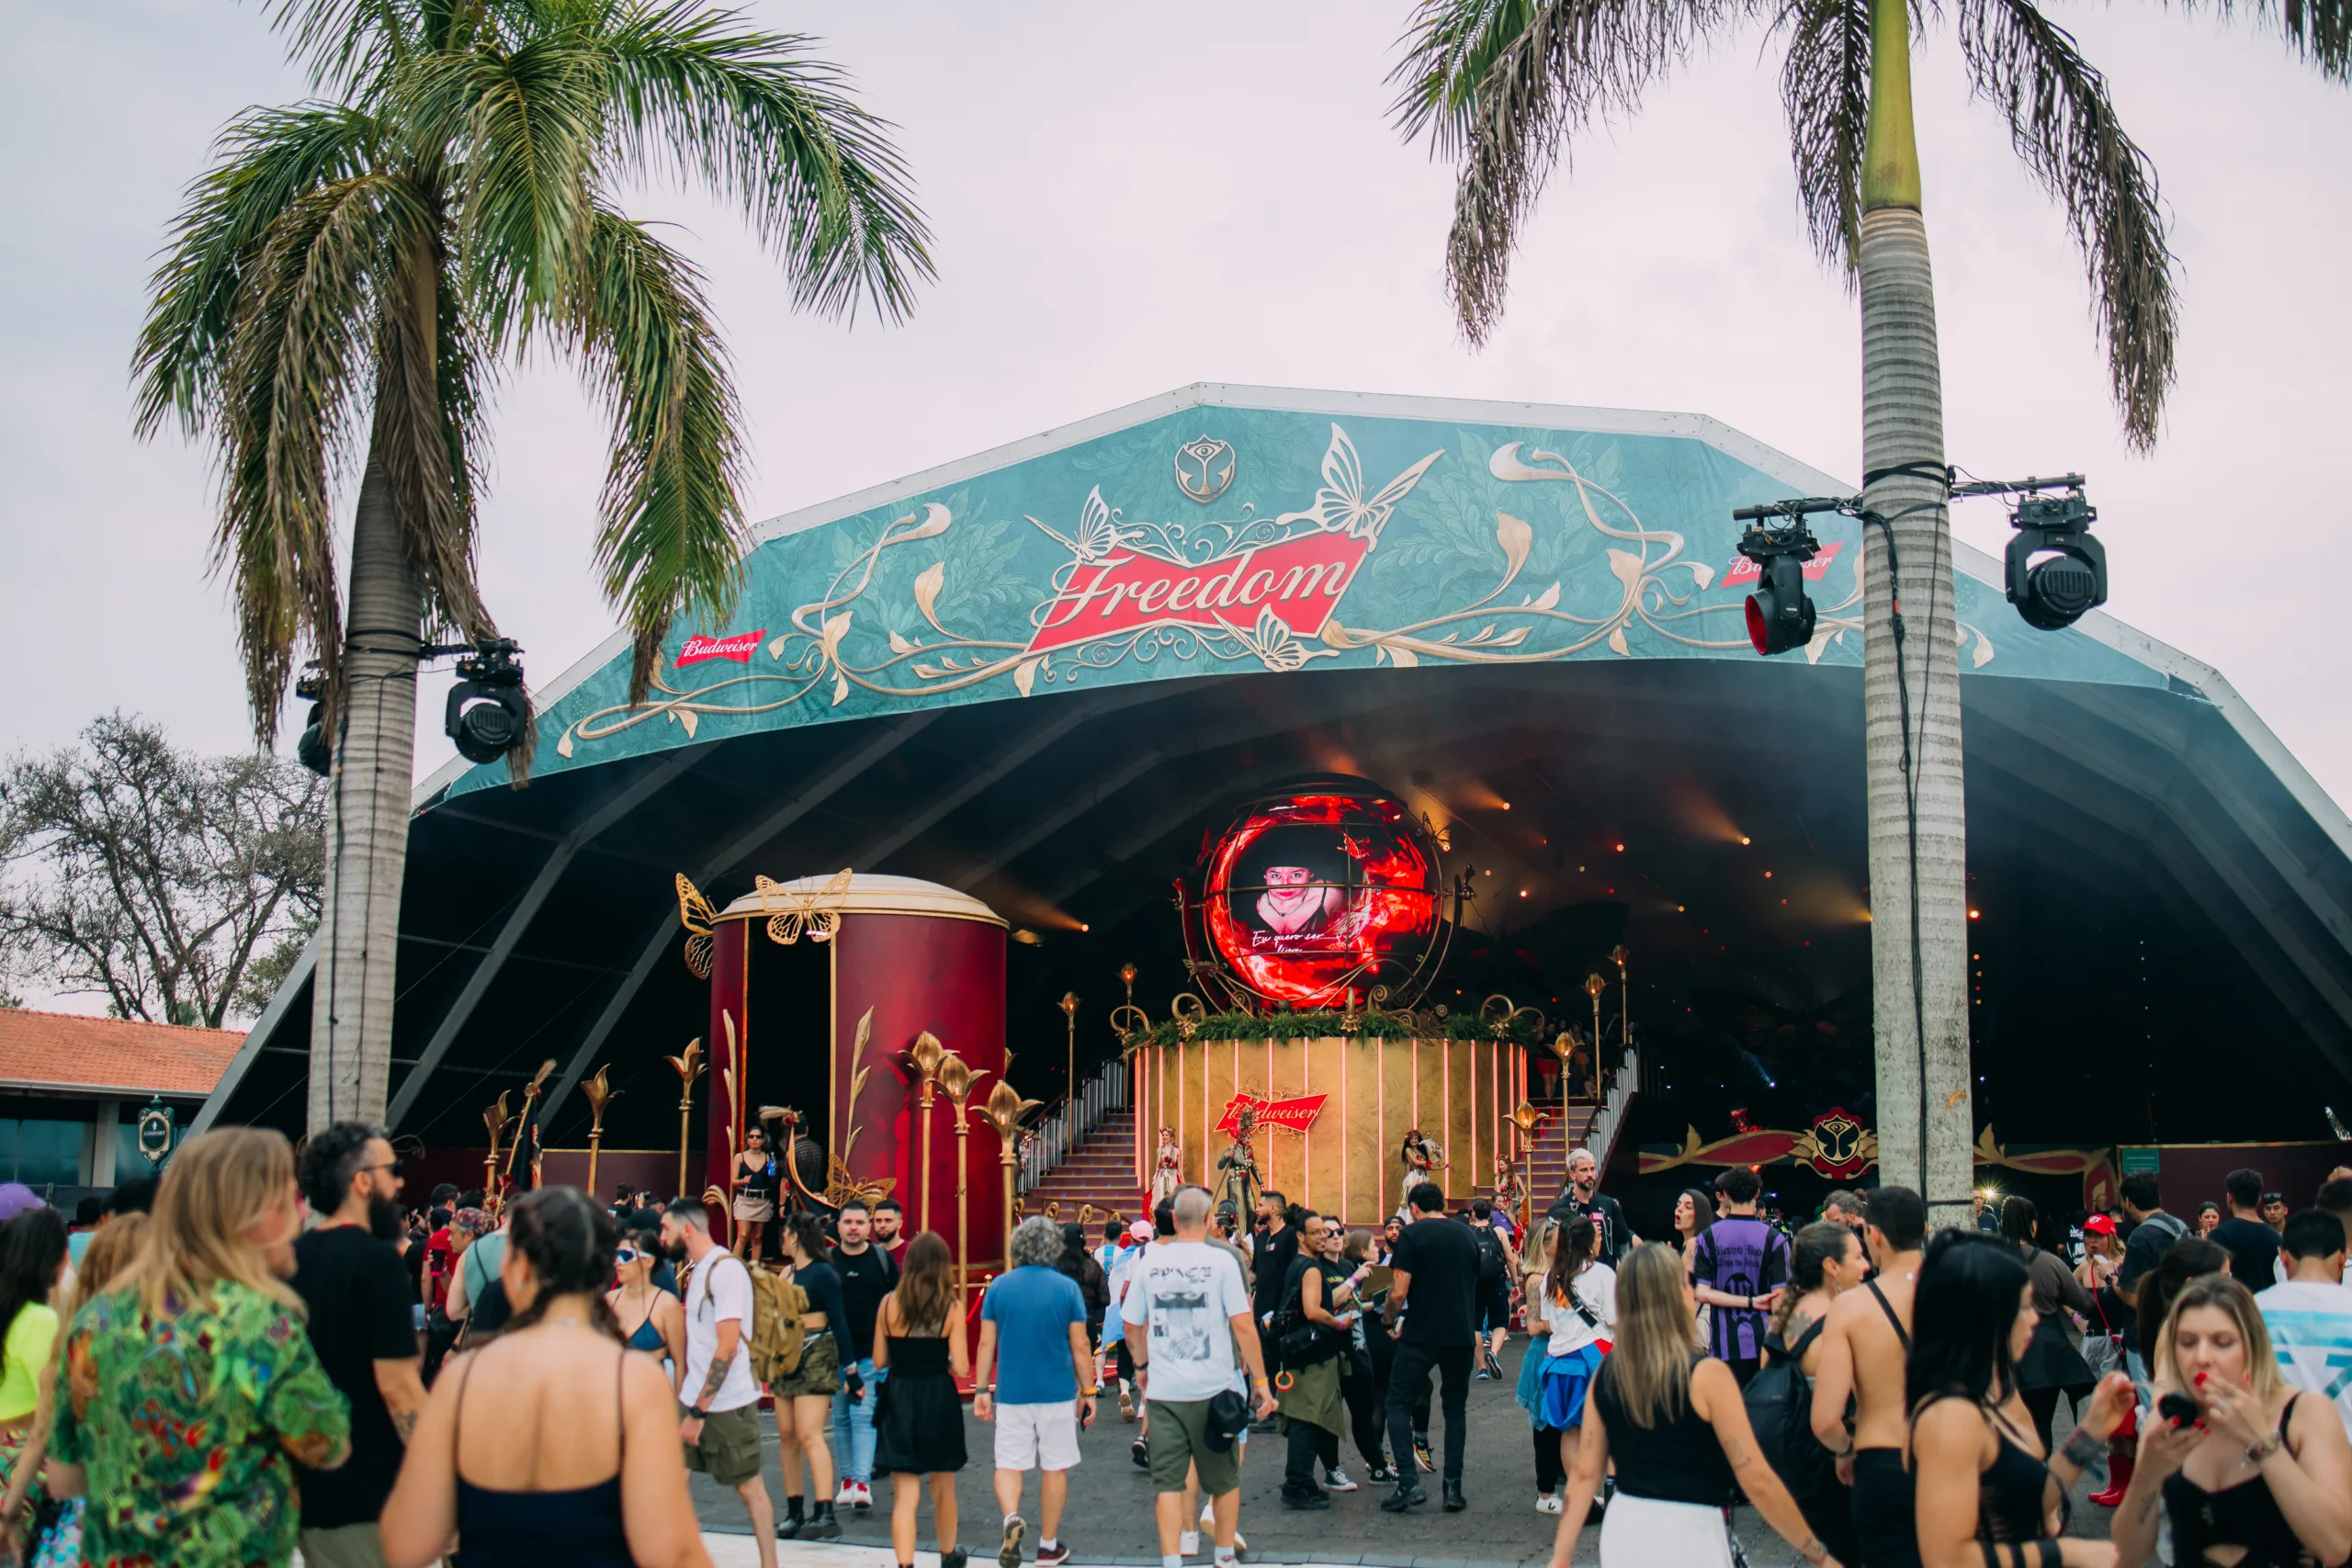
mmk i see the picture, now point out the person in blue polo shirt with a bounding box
[973,1216,1096,1568]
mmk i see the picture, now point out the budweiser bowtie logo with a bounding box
[1216,1091,1329,1138]
[1721,540,1845,589]
[675,630,766,668]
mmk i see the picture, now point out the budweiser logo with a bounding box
[676,630,765,668]
[1216,1091,1329,1138]
[1721,540,1845,589]
[1026,534,1369,656]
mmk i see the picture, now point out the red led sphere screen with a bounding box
[1201,782,1442,1006]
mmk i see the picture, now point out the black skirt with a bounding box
[2016,1309,2094,1391]
[872,1336,967,1475]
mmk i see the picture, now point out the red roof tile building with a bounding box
[0,1008,243,1192]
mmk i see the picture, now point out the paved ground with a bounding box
[688,1338,2114,1567]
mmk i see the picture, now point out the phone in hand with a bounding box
[2157,1392,2201,1427]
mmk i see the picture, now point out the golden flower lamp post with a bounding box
[663,1039,706,1198]
[1510,1100,1548,1232]
[1058,991,1080,1105]
[936,1051,990,1303]
[906,1032,951,1238]
[1611,944,1631,1051]
[977,1079,1044,1269]
[1584,974,1607,1099]
[582,1066,620,1201]
[481,1092,514,1206]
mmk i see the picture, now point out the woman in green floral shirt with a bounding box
[48,1127,350,1568]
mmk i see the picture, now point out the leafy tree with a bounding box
[133,1,933,1127]
[0,715,324,1028]
[1390,0,2343,1216]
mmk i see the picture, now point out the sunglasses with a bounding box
[616,1247,641,1264]
[2261,1193,2286,1205]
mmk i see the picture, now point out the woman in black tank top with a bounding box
[1908,1232,2135,1568]
[381,1189,710,1568]
[2112,1273,2352,1568]
[1546,1244,1839,1568]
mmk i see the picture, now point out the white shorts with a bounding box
[993,1399,1082,1472]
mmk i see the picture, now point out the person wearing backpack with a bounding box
[1747,1221,1869,1568]
[774,1211,858,1541]
[660,1198,780,1568]
[1469,1200,1516,1381]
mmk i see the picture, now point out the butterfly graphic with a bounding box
[1026,487,1132,563]
[674,873,719,978]
[1276,424,1443,544]
[754,867,853,946]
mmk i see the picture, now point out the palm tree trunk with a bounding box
[307,444,422,1131]
[1859,0,1974,1223]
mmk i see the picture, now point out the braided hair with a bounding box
[501,1187,623,1342]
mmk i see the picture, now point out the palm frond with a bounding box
[2155,0,2349,80]
[569,206,748,703]
[1775,0,1871,280]
[398,19,608,349]
[132,104,383,441]
[212,171,432,743]
[1390,0,1740,344]
[601,2,934,323]
[1955,0,2178,448]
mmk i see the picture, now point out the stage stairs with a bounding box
[1016,1095,1616,1230]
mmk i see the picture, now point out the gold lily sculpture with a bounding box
[975,1078,1044,1269]
[582,1065,620,1201]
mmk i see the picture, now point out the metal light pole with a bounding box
[1059,992,1080,1105]
[938,1052,989,1305]
[582,1065,620,1200]
[978,1079,1045,1269]
[664,1039,706,1199]
[907,1032,950,1238]
[1584,974,1606,1099]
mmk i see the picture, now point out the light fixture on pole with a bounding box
[582,1065,619,1201]
[1584,974,1607,1098]
[1059,991,1080,1102]
[663,1039,706,1199]
[1611,944,1630,1051]
[977,1078,1045,1269]
[1732,507,1824,655]
[937,1052,989,1306]
[906,1032,950,1239]
[1997,482,2104,628]
[444,639,531,764]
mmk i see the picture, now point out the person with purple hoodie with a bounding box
[1690,1168,1790,1386]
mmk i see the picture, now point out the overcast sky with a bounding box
[6,0,2348,825]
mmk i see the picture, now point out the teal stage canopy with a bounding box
[201,387,2352,1157]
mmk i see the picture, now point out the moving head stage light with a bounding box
[1996,481,2105,630]
[445,639,530,764]
[1733,499,1835,656]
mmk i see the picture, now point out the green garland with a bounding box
[1138,1008,1544,1049]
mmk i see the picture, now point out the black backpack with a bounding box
[1742,1314,1838,1499]
[1475,1225,1506,1281]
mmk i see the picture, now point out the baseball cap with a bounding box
[2082,1213,2117,1236]
[1127,1220,1154,1243]
[0,1185,46,1223]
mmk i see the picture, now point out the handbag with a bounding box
[2081,1290,2125,1382]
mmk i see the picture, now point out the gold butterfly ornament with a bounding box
[675,874,719,978]
[754,867,853,946]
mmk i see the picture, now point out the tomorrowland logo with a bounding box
[1174,435,1236,503]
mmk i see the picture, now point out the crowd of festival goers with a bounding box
[0,1126,2345,1568]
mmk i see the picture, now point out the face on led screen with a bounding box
[1202,789,1439,1005]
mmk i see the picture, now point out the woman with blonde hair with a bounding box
[382,1186,710,1568]
[872,1233,970,1568]
[43,1129,349,1568]
[2111,1272,2352,1568]
[1547,1243,1837,1568]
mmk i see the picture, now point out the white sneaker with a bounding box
[1324,1466,1359,1492]
[1536,1493,1564,1514]
[835,1481,857,1506]
[1179,1531,1201,1556]
[1199,1503,1215,1528]
[851,1480,874,1510]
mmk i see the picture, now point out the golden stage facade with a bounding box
[1128,1034,1529,1226]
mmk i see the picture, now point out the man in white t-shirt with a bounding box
[1124,1186,1275,1568]
[662,1199,778,1568]
[2256,1208,2352,1441]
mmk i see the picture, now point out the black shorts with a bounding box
[1849,1447,1920,1568]
[1478,1280,1512,1331]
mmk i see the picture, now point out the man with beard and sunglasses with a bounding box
[291,1121,429,1568]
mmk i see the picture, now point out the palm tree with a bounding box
[134,0,933,1131]
[1392,0,2341,1220]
